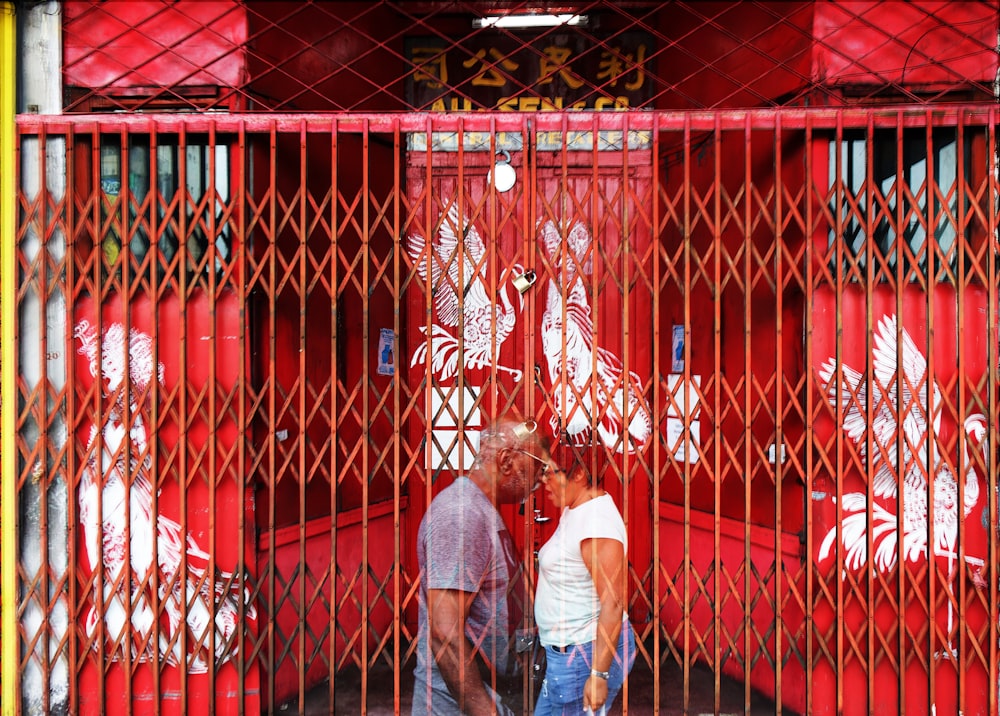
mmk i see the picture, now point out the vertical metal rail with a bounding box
[295,118,308,714]
[148,121,163,716]
[650,119,662,716]
[65,123,79,716]
[741,113,754,714]
[988,109,999,716]
[711,113,723,716]
[206,121,220,708]
[418,116,434,715]
[87,123,107,710]
[832,109,846,716]
[390,120,403,716]
[923,108,939,712]
[236,119,249,716]
[178,121,192,705]
[803,112,816,714]
[32,120,52,716]
[896,107,912,713]
[987,107,999,716]
[519,111,536,715]
[680,110,692,713]
[328,117,340,713]
[264,118,279,716]
[773,112,785,712]
[0,6,13,714]
[619,110,632,713]
[954,112,968,714]
[863,110,876,716]
[112,124,132,704]
[360,117,372,714]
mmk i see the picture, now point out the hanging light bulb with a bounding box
[489,149,516,193]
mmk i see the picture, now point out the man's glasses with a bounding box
[511,447,557,490]
[512,447,547,467]
[507,420,559,490]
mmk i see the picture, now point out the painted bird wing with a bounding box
[408,205,489,329]
[819,355,900,499]
[871,314,941,498]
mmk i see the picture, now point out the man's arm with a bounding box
[427,588,499,716]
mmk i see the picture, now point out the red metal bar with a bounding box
[15,105,1000,136]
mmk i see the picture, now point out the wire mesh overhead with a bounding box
[60,0,999,113]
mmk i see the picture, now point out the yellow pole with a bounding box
[0,3,15,715]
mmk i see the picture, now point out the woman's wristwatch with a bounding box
[590,668,610,680]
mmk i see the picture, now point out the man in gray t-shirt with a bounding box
[412,418,552,716]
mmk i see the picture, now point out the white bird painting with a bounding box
[817,313,988,588]
[74,319,256,673]
[408,204,527,381]
[538,219,652,454]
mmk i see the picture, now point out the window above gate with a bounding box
[83,133,235,287]
[827,127,993,284]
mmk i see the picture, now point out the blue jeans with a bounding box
[534,621,636,716]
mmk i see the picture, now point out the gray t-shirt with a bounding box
[412,477,517,714]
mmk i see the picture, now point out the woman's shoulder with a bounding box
[590,492,623,515]
[571,494,625,534]
[567,492,623,527]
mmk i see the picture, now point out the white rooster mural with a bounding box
[538,219,652,454]
[817,314,988,589]
[408,204,528,381]
[74,319,255,673]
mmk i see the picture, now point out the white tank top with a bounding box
[534,493,628,646]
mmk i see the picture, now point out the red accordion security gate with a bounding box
[10,108,1000,715]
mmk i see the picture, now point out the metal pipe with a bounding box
[0,3,17,715]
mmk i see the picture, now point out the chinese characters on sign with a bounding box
[405,32,653,113]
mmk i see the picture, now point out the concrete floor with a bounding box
[284,657,785,715]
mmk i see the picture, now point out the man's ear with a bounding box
[496,446,516,475]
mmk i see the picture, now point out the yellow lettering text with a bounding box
[519,97,540,112]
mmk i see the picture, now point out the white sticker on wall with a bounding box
[665,374,701,464]
[666,374,701,418]
[667,417,700,463]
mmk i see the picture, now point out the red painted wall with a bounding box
[249,131,400,529]
[812,1,998,90]
[657,126,809,536]
[63,1,247,90]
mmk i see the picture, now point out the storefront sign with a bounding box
[404,31,653,112]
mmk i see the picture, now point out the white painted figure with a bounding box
[74,319,255,673]
[538,219,652,454]
[408,204,527,381]
[817,313,988,584]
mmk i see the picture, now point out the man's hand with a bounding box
[427,588,498,715]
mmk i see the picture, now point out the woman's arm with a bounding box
[579,536,626,712]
